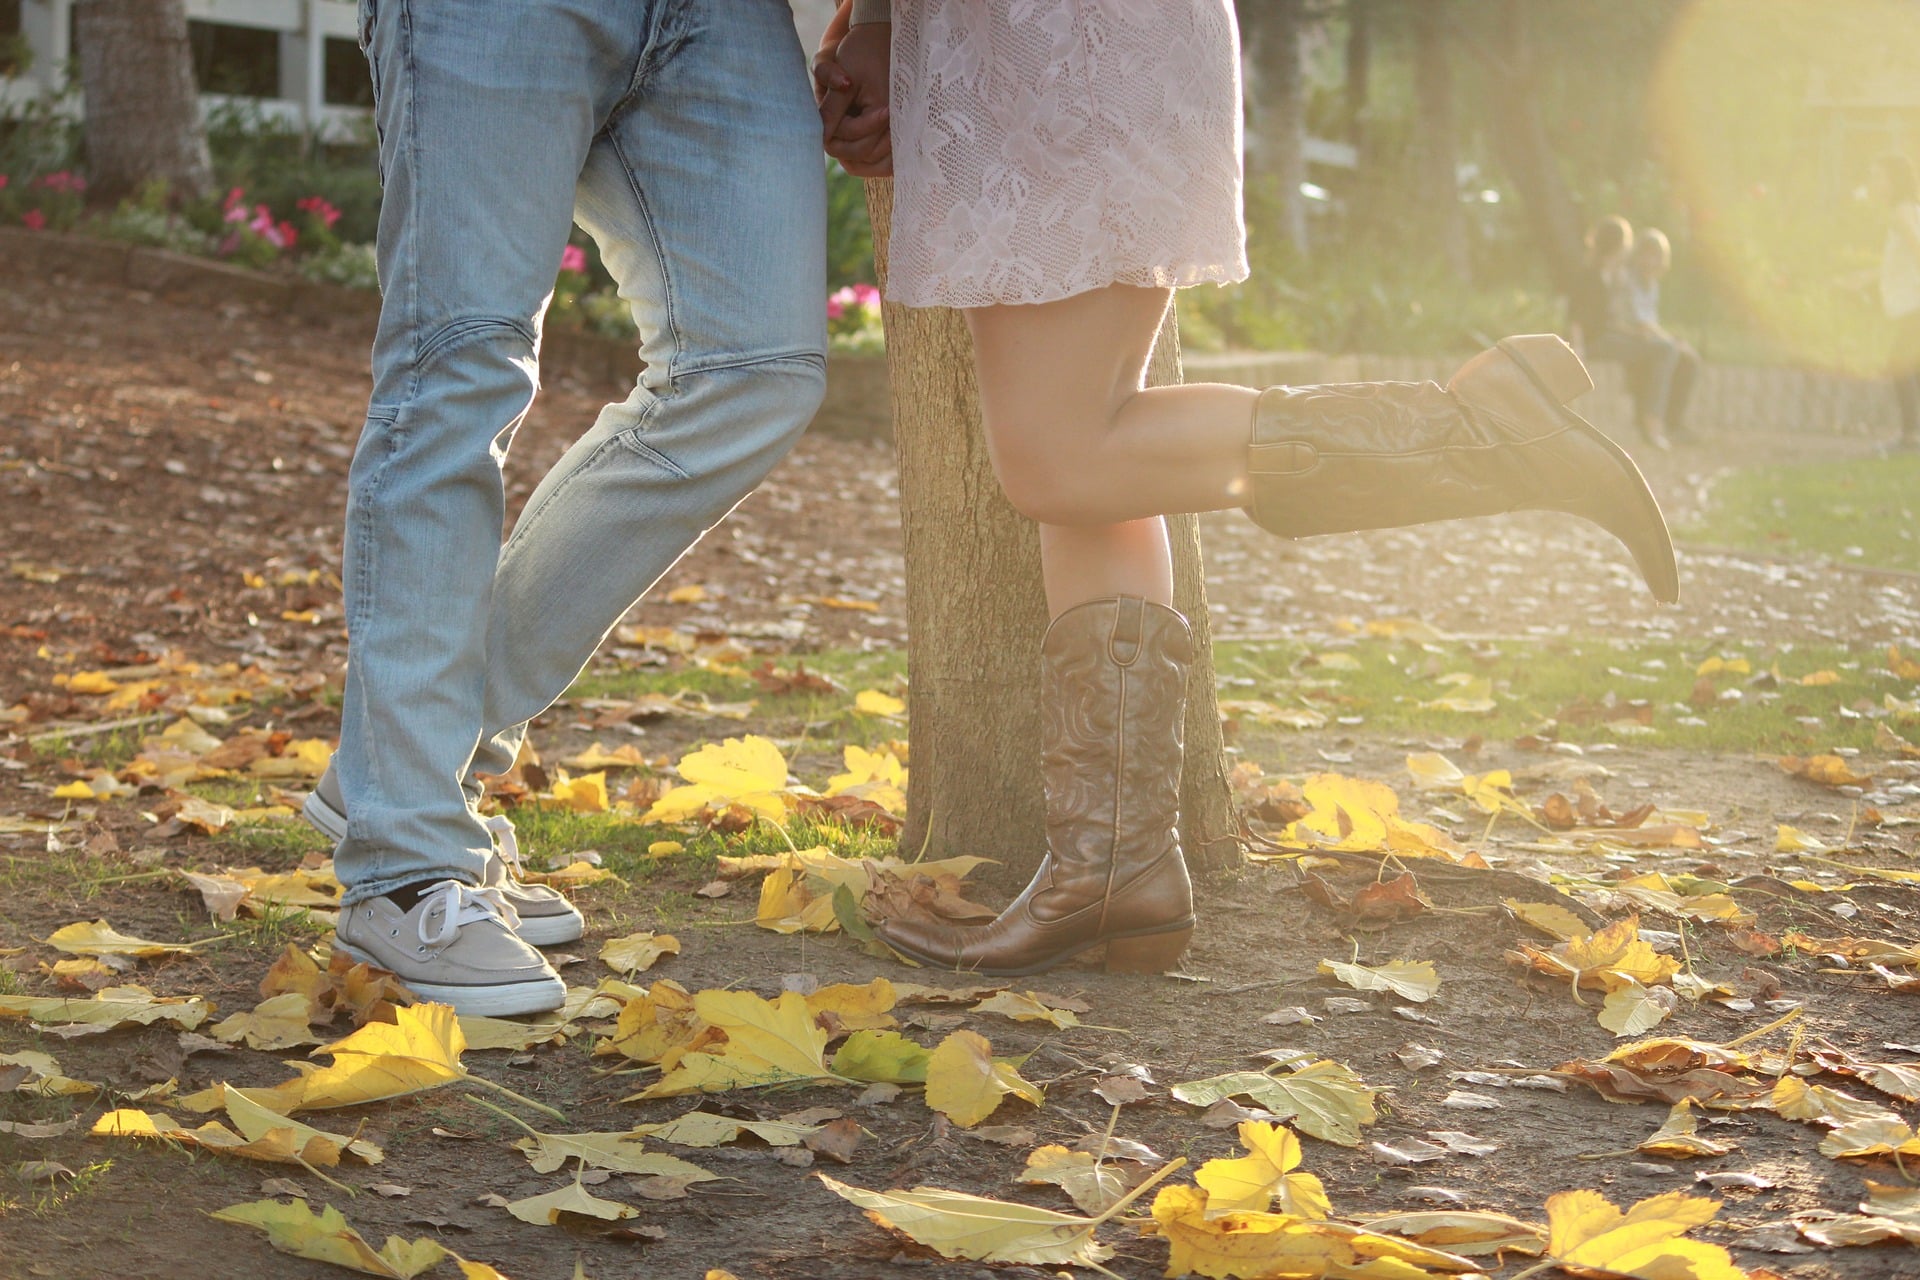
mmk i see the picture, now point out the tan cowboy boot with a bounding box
[874,596,1195,976]
[1245,333,1680,604]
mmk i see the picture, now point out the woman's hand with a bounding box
[819,20,892,178]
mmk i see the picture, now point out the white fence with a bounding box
[3,1,841,142]
[4,0,369,141]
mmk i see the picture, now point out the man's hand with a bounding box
[816,20,892,178]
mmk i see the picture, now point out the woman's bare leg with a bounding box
[963,284,1258,615]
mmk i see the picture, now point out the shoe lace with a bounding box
[417,880,518,950]
[483,813,524,875]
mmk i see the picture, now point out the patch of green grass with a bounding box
[183,778,278,809]
[506,804,899,889]
[212,821,331,865]
[208,900,331,949]
[21,1158,114,1218]
[566,649,908,755]
[1682,452,1920,572]
[28,725,144,772]
[1217,636,1919,756]
[0,847,118,902]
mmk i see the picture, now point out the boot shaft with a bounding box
[1039,596,1193,879]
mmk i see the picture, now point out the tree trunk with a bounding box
[1477,0,1585,292]
[863,179,1237,891]
[1412,0,1471,284]
[1240,0,1311,256]
[1344,0,1372,158]
[74,0,213,204]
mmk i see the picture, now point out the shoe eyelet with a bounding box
[390,928,399,937]
[417,945,427,954]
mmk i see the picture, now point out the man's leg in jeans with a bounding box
[331,1,653,1011]
[468,5,828,782]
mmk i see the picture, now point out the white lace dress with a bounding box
[885,0,1249,309]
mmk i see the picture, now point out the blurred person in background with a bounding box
[1872,154,1920,452]
[1594,227,1699,448]
[1568,215,1633,359]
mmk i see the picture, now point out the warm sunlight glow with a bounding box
[1649,0,1920,375]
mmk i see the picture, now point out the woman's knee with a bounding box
[989,442,1108,525]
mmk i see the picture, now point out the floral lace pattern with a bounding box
[887,0,1249,309]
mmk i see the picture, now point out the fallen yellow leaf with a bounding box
[1018,1145,1142,1215]
[636,989,832,1098]
[212,1197,507,1278]
[1317,958,1440,1003]
[1404,753,1466,791]
[1598,980,1678,1037]
[1637,1100,1738,1158]
[853,689,905,717]
[0,986,209,1031]
[631,1111,822,1148]
[44,920,200,959]
[513,1129,715,1182]
[805,978,900,1032]
[824,743,908,815]
[546,768,610,812]
[1543,1189,1747,1280]
[644,736,796,824]
[210,992,325,1051]
[505,1181,640,1226]
[969,990,1081,1029]
[1,1050,98,1097]
[1503,899,1590,942]
[829,1029,931,1084]
[924,1029,1044,1128]
[598,931,680,976]
[1171,1059,1379,1147]
[1148,1183,1479,1278]
[1350,1210,1546,1257]
[818,1164,1180,1269]
[1192,1121,1331,1219]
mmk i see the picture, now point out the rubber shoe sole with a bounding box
[304,787,585,947]
[331,939,565,1017]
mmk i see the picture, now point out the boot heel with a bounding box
[1497,334,1593,405]
[1103,928,1192,974]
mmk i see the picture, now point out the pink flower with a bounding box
[277,220,298,250]
[223,187,246,214]
[852,283,881,307]
[826,296,845,320]
[559,244,587,275]
[297,195,343,229]
[38,170,85,193]
[0,175,9,191]
[22,209,45,231]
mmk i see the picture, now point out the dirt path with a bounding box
[4,265,1920,1280]
[4,264,1916,679]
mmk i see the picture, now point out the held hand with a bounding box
[824,22,892,178]
[813,0,857,144]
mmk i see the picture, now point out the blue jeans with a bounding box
[337,0,828,905]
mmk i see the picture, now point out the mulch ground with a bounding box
[3,259,1920,1280]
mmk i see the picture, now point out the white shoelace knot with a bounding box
[417,880,519,949]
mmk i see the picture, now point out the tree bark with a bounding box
[1344,0,1372,157]
[1240,0,1311,256]
[1477,0,1585,292]
[1412,0,1472,284]
[863,179,1237,891]
[74,0,213,204]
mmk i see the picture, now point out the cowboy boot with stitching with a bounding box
[875,596,1196,976]
[1246,333,1680,604]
